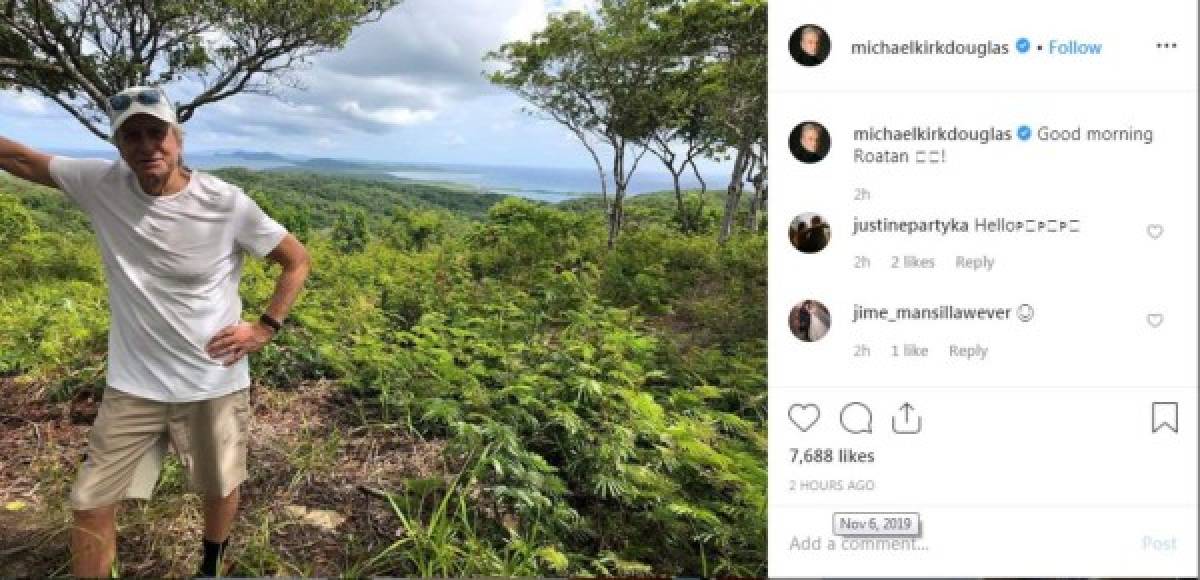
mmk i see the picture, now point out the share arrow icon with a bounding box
[892,402,922,435]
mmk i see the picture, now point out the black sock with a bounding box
[199,538,229,576]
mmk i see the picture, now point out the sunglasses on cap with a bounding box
[107,88,165,113]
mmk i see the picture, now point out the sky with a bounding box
[0,0,724,173]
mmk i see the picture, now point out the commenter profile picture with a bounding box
[789,24,830,66]
[789,121,830,164]
[789,299,831,343]
[790,212,830,254]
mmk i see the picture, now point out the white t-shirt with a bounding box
[49,157,288,402]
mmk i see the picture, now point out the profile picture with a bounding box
[789,213,831,254]
[789,24,830,67]
[789,299,831,343]
[789,121,830,164]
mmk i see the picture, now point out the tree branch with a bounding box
[27,0,109,109]
[177,34,314,121]
[41,89,110,141]
[623,142,649,187]
[0,57,62,72]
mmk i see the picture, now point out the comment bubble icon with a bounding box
[840,402,873,434]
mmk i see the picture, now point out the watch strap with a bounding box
[259,313,283,333]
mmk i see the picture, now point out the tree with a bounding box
[638,2,722,235]
[332,206,369,253]
[678,0,764,244]
[640,63,712,234]
[386,208,443,251]
[0,0,399,141]
[488,0,664,249]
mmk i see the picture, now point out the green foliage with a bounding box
[0,279,109,381]
[0,192,39,246]
[0,177,108,382]
[214,168,505,224]
[600,224,717,314]
[332,207,370,253]
[385,208,446,252]
[467,198,603,286]
[249,189,311,242]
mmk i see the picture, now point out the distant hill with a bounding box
[211,168,508,225]
[212,150,294,162]
[296,157,376,171]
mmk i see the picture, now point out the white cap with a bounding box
[107,86,178,138]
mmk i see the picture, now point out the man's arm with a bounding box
[259,233,312,327]
[0,136,57,189]
[205,233,312,366]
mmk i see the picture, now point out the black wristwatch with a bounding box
[259,313,284,334]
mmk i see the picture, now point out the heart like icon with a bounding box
[1147,313,1164,328]
[788,403,820,432]
[1147,224,1164,239]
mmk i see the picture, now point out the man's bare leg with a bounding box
[197,486,239,575]
[71,505,117,578]
[203,486,239,542]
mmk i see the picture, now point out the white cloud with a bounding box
[0,91,51,115]
[317,0,547,94]
[175,0,559,139]
[546,0,598,14]
[338,101,437,126]
[507,1,553,43]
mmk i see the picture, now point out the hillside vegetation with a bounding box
[0,168,765,576]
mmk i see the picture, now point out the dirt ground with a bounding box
[0,377,448,577]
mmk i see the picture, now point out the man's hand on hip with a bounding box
[205,322,274,367]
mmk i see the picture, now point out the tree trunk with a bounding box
[689,158,708,197]
[576,129,609,212]
[744,152,760,230]
[606,141,648,249]
[688,158,708,229]
[647,134,689,234]
[746,153,766,232]
[607,142,626,249]
[671,170,690,233]
[718,146,750,245]
[757,185,767,232]
[608,191,626,249]
[745,190,759,231]
[591,149,609,212]
[747,178,765,231]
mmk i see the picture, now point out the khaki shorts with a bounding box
[69,387,251,511]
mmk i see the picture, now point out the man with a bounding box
[789,24,830,66]
[789,216,809,250]
[805,215,831,253]
[0,86,311,576]
[790,122,830,164]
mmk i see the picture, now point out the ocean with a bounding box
[384,162,729,203]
